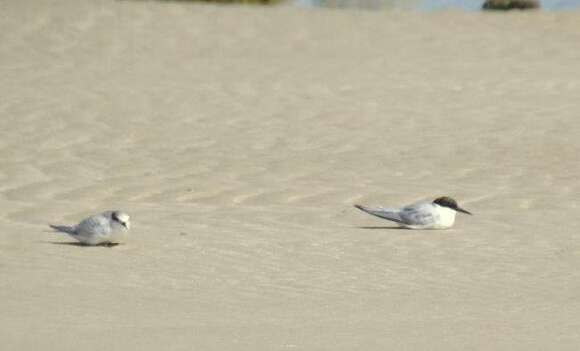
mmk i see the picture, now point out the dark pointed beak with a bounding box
[456,207,472,215]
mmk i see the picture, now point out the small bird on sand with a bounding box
[50,211,131,245]
[354,196,472,229]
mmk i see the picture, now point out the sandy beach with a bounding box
[1,1,580,349]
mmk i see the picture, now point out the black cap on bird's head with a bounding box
[111,211,131,228]
[433,196,472,215]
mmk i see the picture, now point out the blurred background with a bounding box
[297,0,580,11]
[172,0,580,10]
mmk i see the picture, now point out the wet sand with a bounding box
[1,1,580,349]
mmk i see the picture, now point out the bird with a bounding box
[354,196,472,229]
[49,211,131,246]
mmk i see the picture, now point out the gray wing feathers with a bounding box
[354,205,403,223]
[49,214,110,237]
[49,224,77,235]
[399,205,437,225]
[76,215,111,235]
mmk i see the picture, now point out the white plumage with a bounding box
[355,196,471,230]
[50,211,131,245]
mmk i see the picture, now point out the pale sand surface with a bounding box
[2,1,580,349]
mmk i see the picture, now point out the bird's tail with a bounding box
[354,204,403,224]
[49,224,77,235]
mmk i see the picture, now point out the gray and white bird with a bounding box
[50,211,131,245]
[354,196,472,229]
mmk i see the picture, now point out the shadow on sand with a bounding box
[356,226,408,230]
[41,241,120,248]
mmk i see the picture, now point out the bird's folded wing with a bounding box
[49,225,77,235]
[399,206,436,225]
[354,205,403,223]
[76,216,110,235]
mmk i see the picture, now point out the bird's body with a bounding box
[355,197,471,230]
[50,211,131,245]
